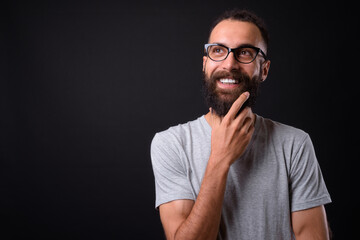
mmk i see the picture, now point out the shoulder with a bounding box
[255,115,319,175]
[256,115,309,144]
[151,116,207,154]
[254,115,313,160]
[152,116,207,147]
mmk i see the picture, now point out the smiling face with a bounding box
[202,20,270,116]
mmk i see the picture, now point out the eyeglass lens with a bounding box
[207,45,258,63]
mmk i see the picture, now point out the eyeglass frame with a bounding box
[204,43,268,64]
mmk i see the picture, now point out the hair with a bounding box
[209,9,269,53]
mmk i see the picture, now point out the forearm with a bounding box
[174,158,229,240]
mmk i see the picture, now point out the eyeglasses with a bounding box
[204,43,267,64]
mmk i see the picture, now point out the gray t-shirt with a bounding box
[151,114,331,240]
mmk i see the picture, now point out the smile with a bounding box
[219,78,239,84]
[217,78,240,90]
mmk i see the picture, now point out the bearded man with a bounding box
[150,9,331,240]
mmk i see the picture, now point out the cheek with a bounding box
[204,64,215,78]
[204,61,224,78]
[243,62,261,78]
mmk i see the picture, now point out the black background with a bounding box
[2,0,358,239]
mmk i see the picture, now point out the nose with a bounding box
[221,52,240,71]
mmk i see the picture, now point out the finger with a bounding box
[246,121,255,138]
[225,91,250,120]
[234,107,252,127]
[241,114,255,134]
[246,113,256,135]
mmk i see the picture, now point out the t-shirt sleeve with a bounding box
[150,132,195,209]
[289,134,331,212]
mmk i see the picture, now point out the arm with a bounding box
[159,154,230,240]
[159,92,255,240]
[292,205,330,240]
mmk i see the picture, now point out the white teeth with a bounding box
[220,78,237,84]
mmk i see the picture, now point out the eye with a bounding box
[239,49,252,56]
[236,47,257,59]
[207,45,228,61]
[211,46,226,54]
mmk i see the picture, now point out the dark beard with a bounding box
[202,70,262,117]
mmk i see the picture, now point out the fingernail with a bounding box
[244,92,250,98]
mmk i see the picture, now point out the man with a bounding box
[151,9,331,240]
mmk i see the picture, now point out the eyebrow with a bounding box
[212,42,258,49]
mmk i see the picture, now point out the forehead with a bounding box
[209,20,264,49]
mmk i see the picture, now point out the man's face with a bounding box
[202,20,270,116]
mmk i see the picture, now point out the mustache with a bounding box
[210,70,251,82]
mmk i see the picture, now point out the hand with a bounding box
[209,92,255,167]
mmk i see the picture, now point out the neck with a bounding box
[204,109,256,128]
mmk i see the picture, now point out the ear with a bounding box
[202,56,207,72]
[261,60,271,82]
